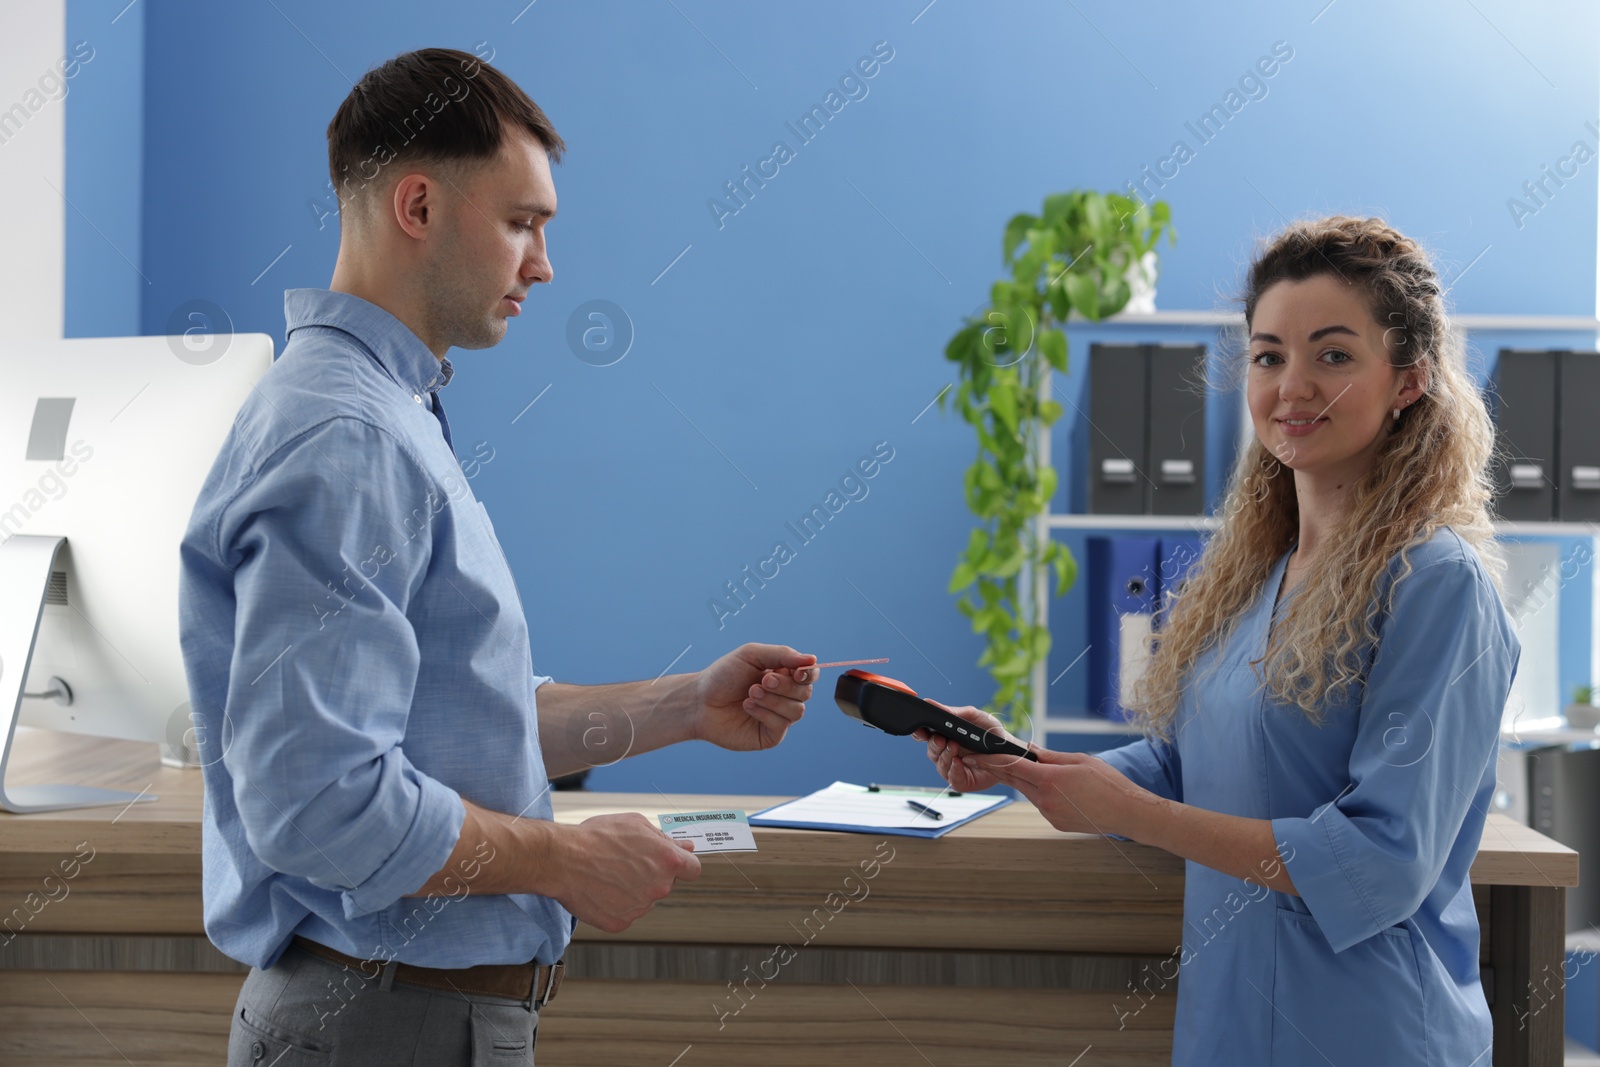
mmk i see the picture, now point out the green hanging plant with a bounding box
[939,190,1175,733]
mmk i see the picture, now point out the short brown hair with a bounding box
[326,47,564,218]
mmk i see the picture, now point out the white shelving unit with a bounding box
[1079,310,1600,331]
[1027,310,1600,743]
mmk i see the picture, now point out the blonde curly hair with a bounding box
[1122,215,1507,740]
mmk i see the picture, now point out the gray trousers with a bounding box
[227,937,539,1066]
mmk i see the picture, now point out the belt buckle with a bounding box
[538,959,564,1008]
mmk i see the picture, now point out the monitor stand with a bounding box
[0,534,159,813]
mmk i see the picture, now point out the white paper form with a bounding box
[749,781,1011,837]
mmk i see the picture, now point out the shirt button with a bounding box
[250,1040,264,1060]
[413,394,423,404]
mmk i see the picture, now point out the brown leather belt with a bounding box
[292,935,564,1006]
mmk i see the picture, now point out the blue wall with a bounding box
[63,0,143,338]
[66,0,1600,792]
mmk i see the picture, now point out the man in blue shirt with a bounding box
[179,47,819,1065]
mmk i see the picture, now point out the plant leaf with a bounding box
[948,561,976,593]
[1002,213,1036,263]
[1053,545,1078,597]
[1065,273,1099,320]
[1040,329,1067,372]
[988,381,1017,434]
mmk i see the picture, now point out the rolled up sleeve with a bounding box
[1097,736,1184,802]
[1271,557,1517,953]
[216,416,464,920]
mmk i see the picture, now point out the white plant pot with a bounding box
[1123,250,1159,314]
[1566,702,1600,730]
[1062,250,1160,322]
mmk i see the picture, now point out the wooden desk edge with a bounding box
[0,733,1579,887]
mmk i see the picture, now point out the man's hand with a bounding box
[547,813,702,933]
[691,643,818,751]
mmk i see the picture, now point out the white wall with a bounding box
[0,1,66,342]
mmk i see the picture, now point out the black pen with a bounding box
[868,783,963,797]
[904,799,944,821]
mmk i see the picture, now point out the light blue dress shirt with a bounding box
[1097,526,1520,1065]
[179,288,572,971]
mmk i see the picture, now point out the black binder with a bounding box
[1147,345,1207,515]
[1490,349,1559,521]
[1088,343,1207,515]
[1088,344,1149,514]
[1559,351,1600,523]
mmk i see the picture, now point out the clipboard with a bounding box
[748,781,1012,839]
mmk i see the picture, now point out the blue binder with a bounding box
[1084,535,1209,720]
[1086,536,1161,721]
[1156,535,1206,628]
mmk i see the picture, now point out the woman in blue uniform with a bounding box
[922,216,1521,1065]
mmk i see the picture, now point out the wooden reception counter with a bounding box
[0,727,1578,1066]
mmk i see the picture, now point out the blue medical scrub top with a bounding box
[1097,527,1520,1066]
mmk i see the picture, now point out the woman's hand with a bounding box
[914,701,1037,794]
[964,748,1160,839]
[914,703,1159,840]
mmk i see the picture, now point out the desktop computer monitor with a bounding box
[0,331,274,812]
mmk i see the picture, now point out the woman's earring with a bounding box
[1392,407,1400,420]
